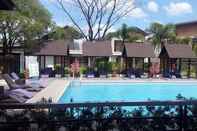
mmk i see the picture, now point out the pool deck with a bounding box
[1,77,197,103]
[79,78,197,83]
[26,79,69,103]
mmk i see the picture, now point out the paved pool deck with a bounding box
[1,77,197,103]
[26,79,69,103]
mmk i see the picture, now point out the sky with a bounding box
[40,0,197,32]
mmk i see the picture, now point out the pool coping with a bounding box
[27,79,70,103]
[78,78,197,83]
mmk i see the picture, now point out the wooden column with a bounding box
[38,56,41,77]
[63,56,66,69]
[170,59,173,73]
[54,56,56,66]
[61,56,64,77]
[133,58,136,70]
[125,57,128,70]
[179,58,182,73]
[188,59,191,78]
[142,58,145,73]
[43,56,46,69]
[148,58,151,75]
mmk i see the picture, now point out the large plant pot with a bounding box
[55,74,62,78]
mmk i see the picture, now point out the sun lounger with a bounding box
[2,74,42,91]
[11,72,26,84]
[7,93,28,103]
[0,89,29,103]
[86,71,95,78]
[127,69,135,79]
[9,89,34,99]
[99,70,107,78]
[163,70,172,78]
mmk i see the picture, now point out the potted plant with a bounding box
[64,67,70,78]
[80,66,87,78]
[111,62,120,77]
[107,62,113,77]
[54,64,62,78]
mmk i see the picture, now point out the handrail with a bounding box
[0,100,197,109]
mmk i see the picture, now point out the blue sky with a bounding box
[40,0,197,31]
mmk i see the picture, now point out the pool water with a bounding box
[58,82,197,103]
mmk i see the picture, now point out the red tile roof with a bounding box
[35,40,69,56]
[161,44,196,59]
[124,43,155,58]
[83,41,112,57]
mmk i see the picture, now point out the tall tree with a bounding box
[0,0,52,73]
[48,26,82,40]
[121,23,129,43]
[56,0,137,41]
[0,0,52,54]
[106,25,145,42]
[148,23,176,48]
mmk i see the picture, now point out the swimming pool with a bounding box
[58,81,197,103]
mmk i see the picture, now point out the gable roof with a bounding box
[176,21,197,27]
[83,41,112,57]
[124,43,155,58]
[160,44,196,59]
[35,40,69,56]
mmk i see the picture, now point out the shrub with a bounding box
[80,66,87,74]
[64,67,69,75]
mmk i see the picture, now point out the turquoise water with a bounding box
[58,82,197,103]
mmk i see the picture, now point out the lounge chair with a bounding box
[163,70,172,78]
[135,69,143,78]
[11,72,26,84]
[11,72,44,87]
[86,71,95,78]
[2,74,42,92]
[99,70,107,78]
[172,70,182,78]
[40,68,55,77]
[127,69,135,79]
[9,89,34,99]
[7,92,28,103]
[0,89,29,103]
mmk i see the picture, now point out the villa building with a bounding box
[123,43,155,73]
[159,43,196,78]
[176,21,197,43]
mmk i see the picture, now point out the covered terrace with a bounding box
[123,43,155,77]
[159,44,197,78]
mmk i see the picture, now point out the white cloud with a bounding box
[147,1,159,13]
[129,8,147,18]
[164,2,192,16]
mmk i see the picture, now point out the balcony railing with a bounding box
[1,100,197,131]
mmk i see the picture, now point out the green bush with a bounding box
[19,72,25,78]
[80,66,87,74]
[64,67,69,74]
[110,62,120,73]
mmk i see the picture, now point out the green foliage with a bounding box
[176,37,192,45]
[121,23,129,42]
[64,67,69,74]
[48,26,82,40]
[0,0,52,54]
[106,24,145,42]
[148,22,176,48]
[80,66,87,74]
[19,72,25,78]
[107,61,121,73]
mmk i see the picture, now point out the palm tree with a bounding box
[148,23,176,48]
[121,23,129,43]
